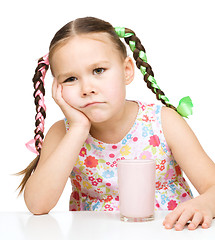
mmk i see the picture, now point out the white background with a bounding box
[0,0,214,212]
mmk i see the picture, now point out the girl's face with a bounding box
[51,33,134,123]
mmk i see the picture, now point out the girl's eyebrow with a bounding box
[89,60,110,68]
[57,60,110,80]
[57,71,76,81]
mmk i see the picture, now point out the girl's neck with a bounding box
[89,100,139,144]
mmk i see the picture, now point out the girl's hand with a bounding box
[163,196,213,231]
[52,78,91,130]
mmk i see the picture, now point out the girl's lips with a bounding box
[82,102,104,108]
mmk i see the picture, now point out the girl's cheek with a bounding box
[62,86,75,106]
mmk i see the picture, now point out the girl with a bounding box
[18,17,215,231]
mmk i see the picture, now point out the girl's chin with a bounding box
[86,112,109,124]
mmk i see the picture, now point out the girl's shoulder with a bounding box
[137,101,162,119]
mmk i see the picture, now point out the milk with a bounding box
[117,159,156,222]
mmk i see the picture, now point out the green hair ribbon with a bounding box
[114,27,134,38]
[114,27,193,118]
[176,96,193,118]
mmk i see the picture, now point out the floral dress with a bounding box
[64,101,193,211]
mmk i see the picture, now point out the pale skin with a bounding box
[24,33,215,231]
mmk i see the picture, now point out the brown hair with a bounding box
[17,16,176,194]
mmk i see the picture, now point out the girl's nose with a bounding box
[81,80,97,97]
[82,90,96,96]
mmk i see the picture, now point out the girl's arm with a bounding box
[24,79,91,214]
[161,107,215,230]
[24,120,89,214]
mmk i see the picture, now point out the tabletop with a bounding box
[0,211,214,240]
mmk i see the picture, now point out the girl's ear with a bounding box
[124,56,135,85]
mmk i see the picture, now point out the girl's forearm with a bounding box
[24,126,88,215]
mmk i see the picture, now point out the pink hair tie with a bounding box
[25,139,39,155]
[40,53,49,65]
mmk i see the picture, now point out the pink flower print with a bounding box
[148,103,155,107]
[141,104,146,111]
[140,151,152,160]
[106,183,111,187]
[97,178,103,183]
[73,179,81,191]
[84,156,98,168]
[86,169,93,175]
[156,181,162,190]
[115,196,119,201]
[105,195,113,202]
[164,168,174,180]
[76,175,82,181]
[179,192,191,202]
[149,135,160,147]
[156,203,160,209]
[142,115,149,122]
[161,159,166,165]
[104,204,111,209]
[160,165,165,171]
[92,181,98,186]
[167,200,178,210]
[71,191,80,201]
[79,147,87,157]
[162,181,168,190]
[88,176,95,181]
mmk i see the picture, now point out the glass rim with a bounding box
[117,159,155,164]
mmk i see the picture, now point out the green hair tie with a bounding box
[139,51,147,62]
[114,27,134,38]
[129,41,136,52]
[176,96,193,118]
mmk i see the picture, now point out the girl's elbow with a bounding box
[31,209,50,215]
[24,194,52,215]
[27,203,51,215]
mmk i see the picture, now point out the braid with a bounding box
[16,54,49,195]
[115,27,177,112]
[32,54,49,155]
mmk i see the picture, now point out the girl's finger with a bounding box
[55,83,62,103]
[188,211,203,230]
[163,208,182,229]
[52,78,58,99]
[53,82,64,106]
[202,214,213,229]
[174,210,194,231]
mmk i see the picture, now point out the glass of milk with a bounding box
[117,159,156,222]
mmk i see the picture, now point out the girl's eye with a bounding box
[63,77,77,83]
[93,68,105,75]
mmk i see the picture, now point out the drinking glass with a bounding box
[117,159,156,222]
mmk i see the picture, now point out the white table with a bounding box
[0,211,214,240]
